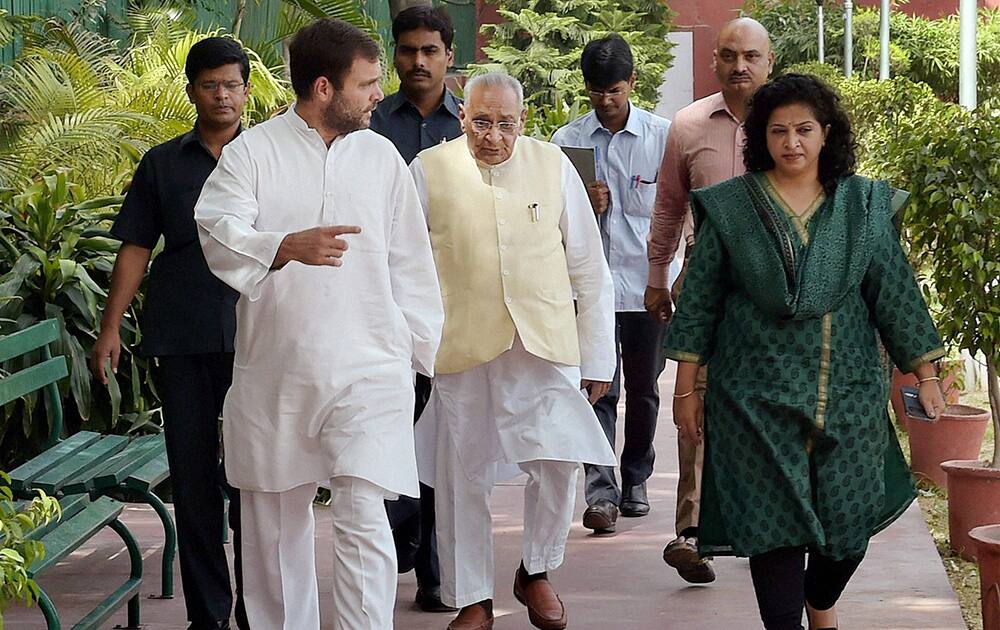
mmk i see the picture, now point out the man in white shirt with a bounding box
[194,19,443,630]
[410,72,616,630]
[551,34,675,533]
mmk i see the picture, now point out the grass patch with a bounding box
[896,389,995,630]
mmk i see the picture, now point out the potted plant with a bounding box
[898,103,1000,566]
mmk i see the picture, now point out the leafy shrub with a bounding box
[0,171,157,469]
[472,0,676,133]
[0,471,61,625]
[0,12,290,198]
[748,0,1000,103]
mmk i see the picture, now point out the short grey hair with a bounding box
[464,72,524,110]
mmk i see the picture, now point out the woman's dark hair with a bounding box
[289,19,381,100]
[581,34,634,89]
[185,37,250,85]
[742,73,856,194]
[392,6,454,50]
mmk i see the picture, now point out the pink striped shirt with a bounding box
[647,92,746,289]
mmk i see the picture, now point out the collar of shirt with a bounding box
[583,102,644,140]
[708,92,741,126]
[384,87,461,120]
[179,122,244,157]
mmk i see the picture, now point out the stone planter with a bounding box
[907,404,989,487]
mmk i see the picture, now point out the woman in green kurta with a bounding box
[663,74,947,630]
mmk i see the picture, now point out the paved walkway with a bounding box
[7,366,968,629]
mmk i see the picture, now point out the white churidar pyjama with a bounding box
[240,476,396,629]
[430,338,600,608]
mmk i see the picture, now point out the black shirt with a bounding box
[369,88,463,164]
[111,127,239,357]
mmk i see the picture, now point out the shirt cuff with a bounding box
[648,263,670,289]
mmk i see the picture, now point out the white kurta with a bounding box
[410,149,617,481]
[195,106,444,497]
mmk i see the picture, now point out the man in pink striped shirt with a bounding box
[645,17,773,585]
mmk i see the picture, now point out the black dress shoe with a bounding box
[415,584,458,612]
[582,499,618,532]
[620,483,650,517]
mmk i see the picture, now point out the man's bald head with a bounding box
[717,17,770,50]
[713,17,774,106]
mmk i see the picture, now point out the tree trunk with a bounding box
[988,351,1000,469]
[233,0,247,39]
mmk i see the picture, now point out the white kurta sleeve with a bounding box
[409,157,431,221]
[390,156,443,376]
[195,137,288,301]
[559,155,616,381]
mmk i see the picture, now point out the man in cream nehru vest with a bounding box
[410,72,616,630]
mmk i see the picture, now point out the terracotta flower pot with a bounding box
[890,366,963,433]
[969,524,1000,630]
[907,404,989,487]
[941,460,1000,560]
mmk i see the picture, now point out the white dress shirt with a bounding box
[551,104,680,310]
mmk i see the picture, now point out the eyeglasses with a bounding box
[197,80,246,93]
[587,87,627,99]
[468,119,519,135]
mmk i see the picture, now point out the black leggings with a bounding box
[748,546,865,630]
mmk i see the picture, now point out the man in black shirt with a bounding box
[369,5,462,614]
[91,38,249,630]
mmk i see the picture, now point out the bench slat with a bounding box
[8,432,103,492]
[33,436,129,494]
[65,434,163,494]
[0,320,60,363]
[0,356,68,407]
[124,447,171,492]
[28,496,123,576]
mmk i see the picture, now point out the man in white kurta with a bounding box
[410,73,616,630]
[194,19,443,630]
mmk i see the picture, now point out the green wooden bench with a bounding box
[18,493,143,629]
[2,319,177,600]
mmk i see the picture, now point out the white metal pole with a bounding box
[879,0,890,80]
[844,0,853,78]
[818,3,825,64]
[959,0,977,109]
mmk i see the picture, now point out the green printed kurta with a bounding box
[663,173,944,560]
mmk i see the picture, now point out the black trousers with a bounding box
[157,354,246,629]
[585,311,666,505]
[385,372,441,589]
[749,546,865,630]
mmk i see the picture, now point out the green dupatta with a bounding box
[688,173,900,321]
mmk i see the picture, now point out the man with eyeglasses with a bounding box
[551,33,675,535]
[91,37,250,630]
[409,72,616,630]
[369,6,462,614]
